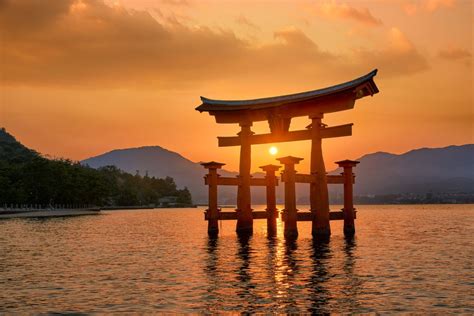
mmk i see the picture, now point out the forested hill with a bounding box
[0,128,192,207]
[0,127,38,162]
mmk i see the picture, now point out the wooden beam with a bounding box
[204,210,267,220]
[282,211,356,221]
[219,129,309,147]
[211,92,357,124]
[203,173,351,188]
[327,175,355,184]
[321,123,353,139]
[294,174,316,183]
[218,124,353,147]
[204,176,278,186]
[250,178,268,186]
[296,211,341,221]
[205,210,356,221]
[326,175,343,184]
[211,177,240,186]
[283,174,354,184]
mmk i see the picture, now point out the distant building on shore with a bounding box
[158,196,179,207]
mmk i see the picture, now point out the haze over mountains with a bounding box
[82,144,474,204]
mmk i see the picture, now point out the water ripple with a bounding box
[0,205,473,313]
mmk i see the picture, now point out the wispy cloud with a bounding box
[159,0,190,6]
[316,1,383,26]
[402,0,456,15]
[235,14,259,31]
[352,28,429,77]
[438,47,472,66]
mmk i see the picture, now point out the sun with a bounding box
[269,146,278,155]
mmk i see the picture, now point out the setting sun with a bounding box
[269,146,278,156]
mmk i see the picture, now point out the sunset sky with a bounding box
[1,0,472,172]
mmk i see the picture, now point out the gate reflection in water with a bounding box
[203,216,362,313]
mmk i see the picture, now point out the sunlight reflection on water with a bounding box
[0,205,473,313]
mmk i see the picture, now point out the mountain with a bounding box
[0,127,39,162]
[333,145,474,196]
[82,146,239,204]
[82,144,474,204]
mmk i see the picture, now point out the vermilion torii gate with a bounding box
[197,69,379,238]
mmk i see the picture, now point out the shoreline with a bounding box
[2,203,471,220]
[0,208,101,220]
[0,205,197,219]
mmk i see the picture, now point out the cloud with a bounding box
[0,0,428,89]
[438,47,472,66]
[352,28,429,77]
[159,0,190,5]
[235,14,259,31]
[438,48,471,60]
[316,1,382,26]
[0,0,336,88]
[402,0,456,15]
[0,0,245,88]
[273,27,319,49]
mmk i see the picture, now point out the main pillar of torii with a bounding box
[196,69,379,236]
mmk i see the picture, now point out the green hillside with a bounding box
[0,128,192,207]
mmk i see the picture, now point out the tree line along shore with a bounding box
[0,128,193,209]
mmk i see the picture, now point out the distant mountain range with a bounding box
[82,144,474,204]
[82,146,239,204]
[336,145,474,195]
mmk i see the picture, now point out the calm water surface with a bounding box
[1,205,473,313]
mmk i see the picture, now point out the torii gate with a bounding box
[196,69,379,238]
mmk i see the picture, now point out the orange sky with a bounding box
[0,0,472,172]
